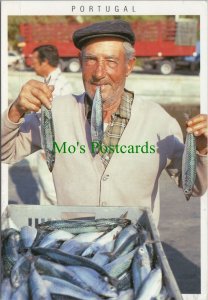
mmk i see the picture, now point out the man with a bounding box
[31,45,72,97]
[31,45,72,205]
[1,20,207,225]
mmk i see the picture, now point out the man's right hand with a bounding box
[8,80,54,123]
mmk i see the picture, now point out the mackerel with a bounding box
[31,247,112,280]
[41,76,55,172]
[182,114,197,200]
[29,262,52,300]
[42,275,102,300]
[135,266,162,300]
[91,86,103,147]
[132,244,151,295]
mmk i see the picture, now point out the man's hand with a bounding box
[186,114,208,155]
[8,80,54,123]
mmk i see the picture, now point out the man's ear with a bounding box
[126,57,136,77]
[42,58,49,66]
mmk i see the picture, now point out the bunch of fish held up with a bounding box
[1,215,171,300]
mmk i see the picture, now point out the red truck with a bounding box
[19,19,199,75]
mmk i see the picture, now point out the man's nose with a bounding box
[93,61,106,80]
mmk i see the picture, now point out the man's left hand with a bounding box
[187,114,208,155]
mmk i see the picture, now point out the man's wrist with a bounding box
[197,148,208,155]
[8,100,25,123]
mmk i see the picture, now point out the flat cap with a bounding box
[73,20,135,49]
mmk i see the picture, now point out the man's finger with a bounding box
[187,114,207,126]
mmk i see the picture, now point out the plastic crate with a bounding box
[1,205,183,300]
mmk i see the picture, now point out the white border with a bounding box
[1,1,207,299]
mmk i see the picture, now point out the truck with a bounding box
[19,19,199,75]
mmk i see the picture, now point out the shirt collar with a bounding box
[46,67,62,82]
[84,89,134,120]
[114,89,134,120]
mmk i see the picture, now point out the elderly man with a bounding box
[1,20,207,225]
[31,45,72,205]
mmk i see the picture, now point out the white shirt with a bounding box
[46,68,72,97]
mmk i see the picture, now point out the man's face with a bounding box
[31,51,45,76]
[80,38,135,106]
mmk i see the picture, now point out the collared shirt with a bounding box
[46,68,72,97]
[84,89,134,167]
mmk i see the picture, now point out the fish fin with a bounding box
[185,194,191,201]
[109,276,119,289]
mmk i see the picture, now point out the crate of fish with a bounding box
[1,205,183,300]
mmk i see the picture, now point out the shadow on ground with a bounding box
[162,242,200,294]
[9,160,40,205]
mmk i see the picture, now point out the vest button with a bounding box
[102,174,110,181]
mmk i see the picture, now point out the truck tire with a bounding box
[157,60,174,75]
[67,58,81,73]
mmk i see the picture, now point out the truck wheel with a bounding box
[67,58,81,73]
[157,60,174,75]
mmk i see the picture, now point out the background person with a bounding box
[31,45,72,205]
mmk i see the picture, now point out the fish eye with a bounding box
[139,247,145,254]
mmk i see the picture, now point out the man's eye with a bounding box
[107,60,117,67]
[84,58,96,65]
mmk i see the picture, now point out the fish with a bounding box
[135,266,162,300]
[67,266,118,298]
[72,231,104,243]
[1,278,13,300]
[2,230,20,276]
[20,226,37,249]
[82,226,123,257]
[154,286,170,300]
[29,262,52,300]
[10,254,32,288]
[1,228,19,241]
[42,275,102,300]
[35,257,91,291]
[117,272,133,291]
[38,230,74,248]
[182,114,197,200]
[132,244,151,295]
[91,87,103,148]
[113,225,138,253]
[104,248,137,278]
[31,247,112,281]
[117,289,134,300]
[59,240,90,256]
[36,217,130,234]
[10,281,29,300]
[92,240,115,266]
[41,76,55,172]
[108,233,139,261]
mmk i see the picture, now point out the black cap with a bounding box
[73,20,135,49]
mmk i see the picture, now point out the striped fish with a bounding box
[91,87,103,150]
[41,76,55,172]
[182,114,197,200]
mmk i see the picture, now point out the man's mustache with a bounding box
[89,80,109,85]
